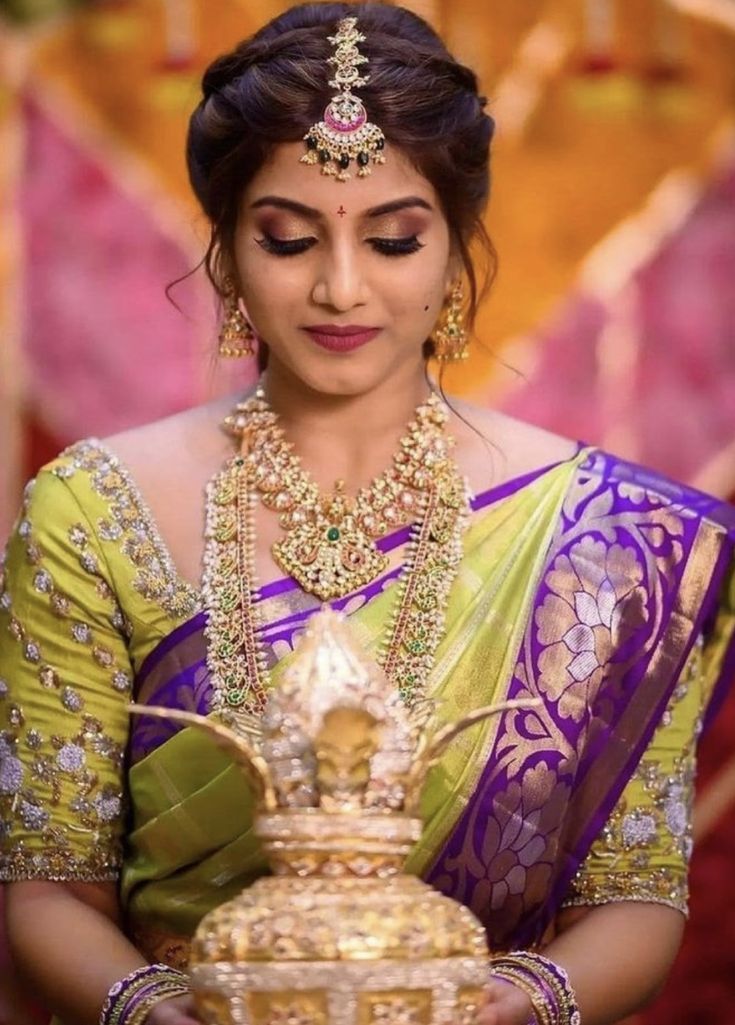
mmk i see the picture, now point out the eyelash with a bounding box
[255,234,425,258]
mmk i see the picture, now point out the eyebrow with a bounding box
[249,195,434,218]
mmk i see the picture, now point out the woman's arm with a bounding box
[5,880,199,1025]
[482,902,684,1025]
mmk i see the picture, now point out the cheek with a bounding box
[386,254,448,319]
[236,253,306,319]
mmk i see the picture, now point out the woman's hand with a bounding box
[145,993,202,1025]
[477,979,534,1025]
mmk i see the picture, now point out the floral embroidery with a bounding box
[0,474,127,881]
[432,761,571,940]
[61,440,199,619]
[426,450,713,948]
[0,735,24,794]
[562,642,702,916]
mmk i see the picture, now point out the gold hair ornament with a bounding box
[301,17,386,181]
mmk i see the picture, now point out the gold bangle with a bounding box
[499,952,581,1025]
[127,985,191,1025]
[490,965,554,1025]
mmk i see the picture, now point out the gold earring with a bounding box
[432,281,469,363]
[218,279,255,358]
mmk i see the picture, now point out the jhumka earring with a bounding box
[301,16,386,181]
[431,282,469,363]
[218,278,255,358]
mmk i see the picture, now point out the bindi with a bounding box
[337,205,347,218]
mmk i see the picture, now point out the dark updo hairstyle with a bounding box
[187,1,496,359]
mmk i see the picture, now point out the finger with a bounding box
[153,1003,201,1025]
[476,1005,500,1025]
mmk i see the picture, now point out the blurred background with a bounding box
[0,0,734,1021]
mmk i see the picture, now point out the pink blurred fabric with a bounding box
[501,160,735,484]
[19,92,240,442]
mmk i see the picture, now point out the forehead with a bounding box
[242,141,438,215]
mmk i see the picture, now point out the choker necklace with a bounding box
[223,386,459,601]
[203,385,471,723]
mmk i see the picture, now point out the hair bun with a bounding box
[204,50,271,97]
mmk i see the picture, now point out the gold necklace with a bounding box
[223,386,457,601]
[203,388,472,725]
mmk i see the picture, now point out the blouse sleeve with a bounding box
[0,468,133,881]
[563,556,735,916]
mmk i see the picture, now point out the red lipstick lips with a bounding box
[304,324,381,352]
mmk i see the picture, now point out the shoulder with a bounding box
[27,393,242,522]
[448,400,580,490]
[572,448,735,536]
[452,399,735,534]
[97,391,242,494]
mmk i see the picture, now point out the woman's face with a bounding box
[232,141,455,397]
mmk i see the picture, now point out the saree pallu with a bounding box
[122,449,735,967]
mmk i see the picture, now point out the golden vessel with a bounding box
[134,609,535,1025]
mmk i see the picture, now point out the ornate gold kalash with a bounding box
[134,609,536,1025]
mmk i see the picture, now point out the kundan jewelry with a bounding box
[202,385,470,723]
[223,387,456,600]
[218,278,255,358]
[301,16,386,181]
[432,281,469,363]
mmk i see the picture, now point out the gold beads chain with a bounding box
[202,387,472,720]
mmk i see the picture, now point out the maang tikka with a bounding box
[301,16,386,181]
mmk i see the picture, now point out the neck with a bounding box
[260,359,437,492]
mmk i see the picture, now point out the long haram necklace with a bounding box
[203,390,471,725]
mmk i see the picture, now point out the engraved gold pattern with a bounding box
[133,610,541,1025]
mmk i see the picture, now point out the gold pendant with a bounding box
[273,483,389,600]
[273,522,389,601]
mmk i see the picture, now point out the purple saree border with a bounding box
[539,523,734,944]
[425,448,735,948]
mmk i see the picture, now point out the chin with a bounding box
[275,347,409,400]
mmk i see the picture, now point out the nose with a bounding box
[311,241,368,312]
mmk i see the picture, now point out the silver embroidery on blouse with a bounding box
[60,440,200,619]
[562,635,704,915]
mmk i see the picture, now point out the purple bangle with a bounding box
[99,964,189,1025]
[496,951,581,1025]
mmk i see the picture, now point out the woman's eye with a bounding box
[368,236,425,257]
[254,234,424,258]
[255,234,317,256]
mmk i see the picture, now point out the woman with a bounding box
[2,4,734,1025]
